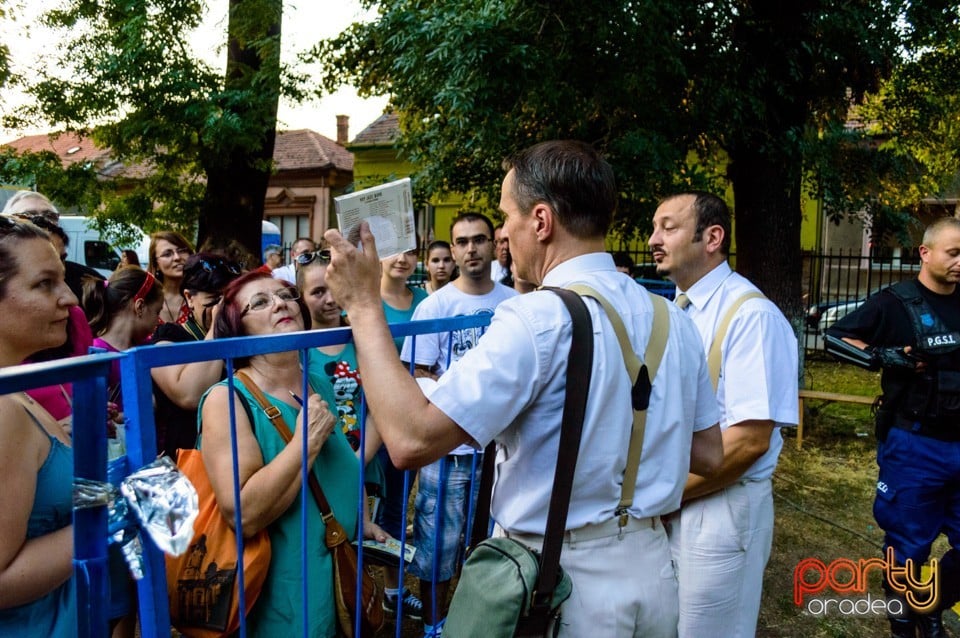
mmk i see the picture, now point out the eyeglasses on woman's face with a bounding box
[241,287,300,316]
[158,247,193,260]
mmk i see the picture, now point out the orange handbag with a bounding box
[165,447,271,638]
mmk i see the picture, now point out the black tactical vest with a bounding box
[887,281,960,431]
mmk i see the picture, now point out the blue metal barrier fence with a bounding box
[1,314,491,637]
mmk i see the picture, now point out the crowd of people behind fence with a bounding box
[2,140,956,638]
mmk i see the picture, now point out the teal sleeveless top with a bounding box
[0,407,75,637]
[382,286,429,352]
[198,376,360,638]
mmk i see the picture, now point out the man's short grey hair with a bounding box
[2,190,59,216]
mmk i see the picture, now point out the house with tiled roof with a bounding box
[2,131,154,182]
[267,122,355,245]
[2,121,356,248]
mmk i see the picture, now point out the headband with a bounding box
[133,271,156,304]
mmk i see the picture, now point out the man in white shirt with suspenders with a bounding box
[324,142,723,637]
[650,191,799,638]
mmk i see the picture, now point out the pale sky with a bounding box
[0,0,390,144]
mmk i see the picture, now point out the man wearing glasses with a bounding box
[1,190,61,223]
[399,212,517,636]
[272,237,316,284]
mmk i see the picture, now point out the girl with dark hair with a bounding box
[0,217,77,636]
[424,240,455,294]
[118,249,140,269]
[298,252,422,620]
[200,270,387,636]
[148,230,194,324]
[82,266,163,427]
[7,214,95,433]
[298,251,363,446]
[150,253,242,457]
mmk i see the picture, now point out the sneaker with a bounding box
[383,588,423,621]
[423,617,445,638]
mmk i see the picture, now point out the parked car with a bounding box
[59,216,150,277]
[635,277,676,300]
[816,284,893,332]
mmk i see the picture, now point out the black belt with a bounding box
[892,418,960,442]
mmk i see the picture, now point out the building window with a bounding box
[267,214,310,252]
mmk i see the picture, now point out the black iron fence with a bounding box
[802,249,918,345]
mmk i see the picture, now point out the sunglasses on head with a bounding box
[12,209,59,223]
[0,215,35,235]
[296,249,332,266]
[197,257,242,276]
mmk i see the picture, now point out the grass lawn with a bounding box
[759,355,956,637]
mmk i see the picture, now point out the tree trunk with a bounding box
[197,0,281,262]
[728,149,804,325]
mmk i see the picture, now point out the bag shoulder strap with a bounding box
[531,287,593,613]
[469,287,593,619]
[233,370,337,523]
[707,291,765,391]
[565,284,668,517]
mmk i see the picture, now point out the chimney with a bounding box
[336,115,349,146]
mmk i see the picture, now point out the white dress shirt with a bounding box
[676,261,798,480]
[426,252,719,534]
[401,282,517,455]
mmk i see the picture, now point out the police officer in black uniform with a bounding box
[826,216,960,638]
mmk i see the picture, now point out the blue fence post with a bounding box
[119,350,171,638]
[74,365,110,638]
[98,314,493,637]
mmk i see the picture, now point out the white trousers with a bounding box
[665,478,774,638]
[506,515,679,638]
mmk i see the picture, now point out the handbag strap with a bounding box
[565,285,668,518]
[707,291,765,391]
[468,287,593,617]
[233,370,340,532]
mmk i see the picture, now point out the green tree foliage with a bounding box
[314,0,960,319]
[7,0,283,254]
[314,1,715,234]
[0,147,102,213]
[0,2,9,91]
[855,40,960,224]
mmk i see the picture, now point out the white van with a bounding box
[58,216,151,278]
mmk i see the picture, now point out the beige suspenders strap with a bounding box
[565,284,669,520]
[707,292,766,391]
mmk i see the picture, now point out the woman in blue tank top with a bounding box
[0,216,78,636]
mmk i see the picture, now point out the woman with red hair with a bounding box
[200,271,387,636]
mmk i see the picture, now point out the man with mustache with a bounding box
[650,191,798,638]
